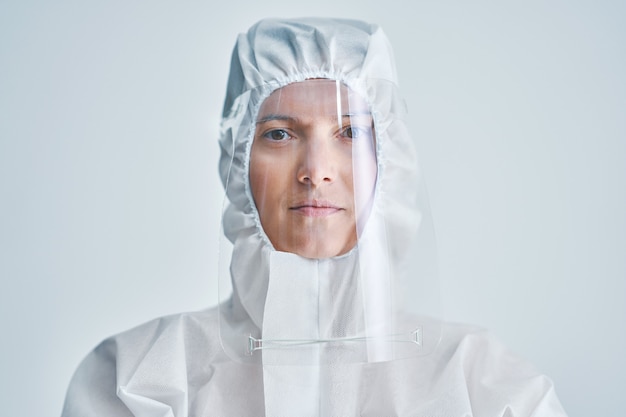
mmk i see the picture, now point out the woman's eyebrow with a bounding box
[256,114,299,124]
[256,113,372,124]
[341,113,372,118]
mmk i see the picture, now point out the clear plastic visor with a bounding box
[218,79,442,365]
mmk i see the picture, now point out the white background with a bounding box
[1,1,624,416]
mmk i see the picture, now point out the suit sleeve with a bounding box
[461,331,568,417]
[61,338,134,417]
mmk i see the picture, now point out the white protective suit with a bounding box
[62,18,568,417]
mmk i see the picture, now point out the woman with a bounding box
[62,18,567,416]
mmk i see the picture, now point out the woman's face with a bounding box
[249,79,377,259]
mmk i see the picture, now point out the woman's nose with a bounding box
[296,139,336,186]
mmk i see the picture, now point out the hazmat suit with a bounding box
[61,17,568,417]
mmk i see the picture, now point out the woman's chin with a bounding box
[276,237,356,260]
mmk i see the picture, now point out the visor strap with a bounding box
[248,329,423,354]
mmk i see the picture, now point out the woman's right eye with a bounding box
[264,129,291,141]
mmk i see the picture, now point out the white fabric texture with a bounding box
[62,17,568,416]
[62,309,567,416]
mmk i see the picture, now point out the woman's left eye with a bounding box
[341,126,367,139]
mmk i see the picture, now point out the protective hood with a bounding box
[217,17,441,366]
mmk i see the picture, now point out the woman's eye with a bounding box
[341,126,367,139]
[264,129,291,141]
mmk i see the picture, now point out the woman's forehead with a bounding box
[258,79,370,119]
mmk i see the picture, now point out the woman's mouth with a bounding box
[290,200,344,217]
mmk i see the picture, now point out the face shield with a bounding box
[217,78,442,366]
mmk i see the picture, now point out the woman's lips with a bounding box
[290,200,344,217]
